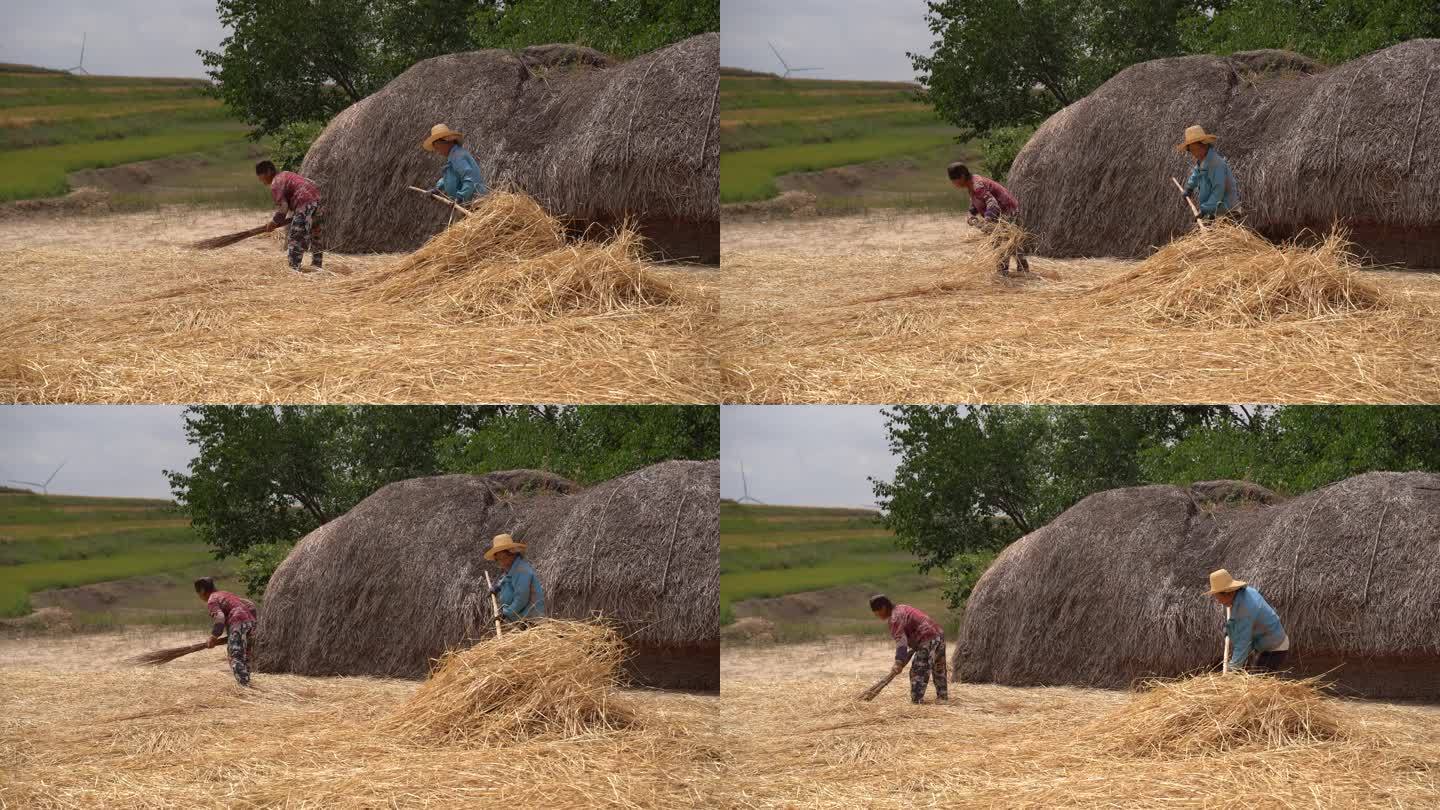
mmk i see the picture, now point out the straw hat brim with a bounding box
[1175,134,1219,152]
[484,542,526,561]
[422,127,463,152]
[1207,579,1246,595]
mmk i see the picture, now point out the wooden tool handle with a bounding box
[484,571,504,638]
[1222,606,1232,673]
[859,667,900,701]
[407,185,471,219]
[1172,177,1206,228]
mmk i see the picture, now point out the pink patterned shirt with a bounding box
[207,591,257,629]
[968,175,1019,220]
[889,604,942,650]
[269,171,321,223]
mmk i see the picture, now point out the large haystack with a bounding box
[1010,40,1440,267]
[255,460,719,690]
[956,471,1440,698]
[302,34,719,264]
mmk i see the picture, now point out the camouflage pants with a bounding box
[227,621,255,687]
[286,202,323,269]
[909,634,948,703]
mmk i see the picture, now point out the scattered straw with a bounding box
[0,629,719,808]
[1090,672,1347,755]
[387,620,636,744]
[718,212,1440,403]
[718,637,1440,809]
[0,196,717,403]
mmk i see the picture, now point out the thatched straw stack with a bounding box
[956,471,1440,698]
[302,34,719,263]
[256,460,719,690]
[1010,40,1440,267]
[387,620,635,743]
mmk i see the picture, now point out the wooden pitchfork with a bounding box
[484,570,504,638]
[1172,177,1207,229]
[407,185,471,224]
[1221,606,1232,673]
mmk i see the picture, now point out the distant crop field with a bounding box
[719,74,971,206]
[0,69,259,205]
[0,493,228,622]
[720,501,956,639]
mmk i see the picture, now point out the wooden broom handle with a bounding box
[484,571,503,637]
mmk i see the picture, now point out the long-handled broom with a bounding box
[191,220,289,250]
[858,667,901,702]
[128,635,227,666]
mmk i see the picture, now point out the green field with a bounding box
[0,492,237,628]
[0,67,269,207]
[720,73,975,210]
[721,501,956,641]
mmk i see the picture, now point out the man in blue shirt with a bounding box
[422,123,486,205]
[485,533,545,627]
[1208,568,1289,673]
[1177,125,1240,221]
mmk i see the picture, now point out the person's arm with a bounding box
[1184,164,1199,197]
[501,566,533,619]
[269,179,289,226]
[207,599,225,645]
[983,197,1002,222]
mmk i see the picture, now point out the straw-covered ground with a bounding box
[720,638,1440,808]
[0,194,718,403]
[717,212,1440,403]
[0,627,720,808]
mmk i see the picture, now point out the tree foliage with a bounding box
[166,405,718,595]
[877,405,1440,609]
[438,405,720,485]
[200,0,718,136]
[913,0,1439,139]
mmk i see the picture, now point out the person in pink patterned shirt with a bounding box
[255,160,324,272]
[870,594,948,704]
[196,576,258,687]
[947,162,1030,276]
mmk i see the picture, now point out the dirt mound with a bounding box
[722,190,818,219]
[67,155,212,193]
[0,188,110,218]
[721,616,776,644]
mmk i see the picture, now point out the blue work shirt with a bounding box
[497,556,545,621]
[1226,586,1286,670]
[434,144,486,203]
[1184,146,1240,216]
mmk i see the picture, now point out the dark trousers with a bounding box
[1252,649,1290,673]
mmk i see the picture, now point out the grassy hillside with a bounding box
[721,501,954,641]
[720,73,975,211]
[0,492,237,628]
[0,67,269,208]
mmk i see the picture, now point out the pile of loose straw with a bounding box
[388,619,635,744]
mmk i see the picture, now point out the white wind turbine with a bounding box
[10,460,67,496]
[768,41,821,79]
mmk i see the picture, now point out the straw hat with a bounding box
[1175,124,1219,152]
[1207,568,1247,595]
[484,533,526,560]
[422,123,463,152]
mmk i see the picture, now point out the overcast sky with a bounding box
[720,0,934,82]
[0,406,192,499]
[1,1,226,78]
[720,406,900,509]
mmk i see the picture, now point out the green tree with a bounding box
[473,0,719,58]
[1182,0,1440,64]
[165,405,499,562]
[439,405,719,484]
[910,0,1198,138]
[873,405,1233,602]
[200,0,488,135]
